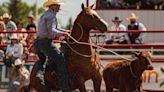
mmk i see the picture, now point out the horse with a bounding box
[29,3,108,92]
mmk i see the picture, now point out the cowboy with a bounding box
[126,13,147,44]
[2,13,17,41]
[34,0,70,91]
[106,16,127,44]
[7,58,30,92]
[2,13,17,31]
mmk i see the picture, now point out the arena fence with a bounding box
[0,30,164,91]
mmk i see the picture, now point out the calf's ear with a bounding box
[131,51,140,57]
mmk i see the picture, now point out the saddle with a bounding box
[43,42,76,90]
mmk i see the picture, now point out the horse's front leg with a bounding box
[92,70,102,92]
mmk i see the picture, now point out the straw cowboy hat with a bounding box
[2,13,11,19]
[27,14,34,19]
[112,16,122,22]
[10,34,18,40]
[43,0,64,8]
[14,58,24,66]
[127,13,139,20]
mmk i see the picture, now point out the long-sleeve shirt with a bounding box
[6,21,17,32]
[37,9,65,39]
[106,24,127,41]
[11,67,30,87]
[6,43,23,58]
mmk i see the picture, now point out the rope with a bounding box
[66,33,132,61]
[65,42,91,57]
[68,23,84,44]
[129,62,137,78]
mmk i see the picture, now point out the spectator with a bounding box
[0,49,4,59]
[7,58,30,92]
[149,0,163,9]
[25,15,36,46]
[126,13,147,44]
[110,0,127,9]
[2,13,17,42]
[98,0,112,9]
[0,21,7,44]
[140,0,152,9]
[5,34,23,64]
[16,22,28,45]
[26,14,36,31]
[4,34,24,80]
[105,16,127,44]
[124,0,140,9]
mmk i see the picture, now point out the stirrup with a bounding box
[36,73,45,85]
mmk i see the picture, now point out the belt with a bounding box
[37,36,52,40]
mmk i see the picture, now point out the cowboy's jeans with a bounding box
[34,38,70,91]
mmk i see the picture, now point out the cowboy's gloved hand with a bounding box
[63,31,70,38]
[65,30,71,33]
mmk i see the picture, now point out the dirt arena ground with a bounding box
[0,89,6,92]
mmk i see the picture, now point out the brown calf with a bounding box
[103,51,153,92]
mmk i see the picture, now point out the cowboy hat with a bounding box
[10,34,18,40]
[27,14,34,19]
[112,16,122,22]
[43,0,64,8]
[2,13,11,19]
[127,13,139,20]
[14,58,24,66]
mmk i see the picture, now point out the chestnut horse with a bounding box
[30,3,108,92]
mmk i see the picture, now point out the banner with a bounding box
[142,63,164,91]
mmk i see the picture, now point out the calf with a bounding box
[103,51,153,92]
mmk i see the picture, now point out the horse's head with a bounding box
[132,51,154,70]
[75,3,108,33]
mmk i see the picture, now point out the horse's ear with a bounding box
[90,4,95,9]
[81,3,85,10]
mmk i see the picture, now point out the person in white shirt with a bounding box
[5,34,23,60]
[7,58,30,92]
[4,34,24,83]
[2,13,17,42]
[106,16,127,44]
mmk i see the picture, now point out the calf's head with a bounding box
[132,51,154,70]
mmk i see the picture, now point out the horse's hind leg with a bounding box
[76,75,87,92]
[92,71,102,92]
